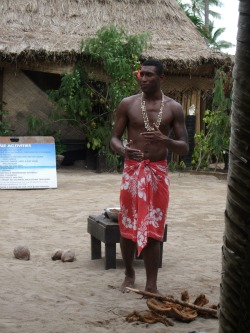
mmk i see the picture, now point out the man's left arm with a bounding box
[164,103,189,156]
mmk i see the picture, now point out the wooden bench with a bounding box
[87,214,167,270]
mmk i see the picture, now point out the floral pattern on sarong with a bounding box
[119,159,170,255]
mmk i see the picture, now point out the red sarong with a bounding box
[118,159,170,256]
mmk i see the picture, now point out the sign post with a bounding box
[0,136,57,189]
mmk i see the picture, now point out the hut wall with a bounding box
[2,67,84,140]
[162,75,214,134]
[166,89,202,166]
[161,75,214,167]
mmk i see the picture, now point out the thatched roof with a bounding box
[0,0,230,72]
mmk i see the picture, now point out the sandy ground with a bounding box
[0,167,227,333]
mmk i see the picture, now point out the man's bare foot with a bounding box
[119,275,135,293]
[142,287,161,298]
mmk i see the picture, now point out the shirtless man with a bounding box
[110,59,189,294]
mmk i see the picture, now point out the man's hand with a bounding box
[124,140,144,161]
[140,123,168,144]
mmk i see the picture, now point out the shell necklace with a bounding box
[141,90,164,131]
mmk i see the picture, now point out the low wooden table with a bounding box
[87,214,167,270]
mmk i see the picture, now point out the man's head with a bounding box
[139,59,164,94]
[141,59,164,77]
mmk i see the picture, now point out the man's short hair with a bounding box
[142,59,164,76]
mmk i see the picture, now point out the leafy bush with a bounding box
[192,67,232,171]
[48,24,150,169]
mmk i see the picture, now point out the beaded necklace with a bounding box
[141,90,164,131]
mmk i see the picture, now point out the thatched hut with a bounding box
[0,0,231,164]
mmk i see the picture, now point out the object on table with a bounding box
[104,207,120,222]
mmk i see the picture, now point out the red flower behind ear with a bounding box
[132,69,141,78]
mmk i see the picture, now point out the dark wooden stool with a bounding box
[87,214,168,270]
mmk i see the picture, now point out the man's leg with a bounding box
[142,237,160,293]
[119,236,137,292]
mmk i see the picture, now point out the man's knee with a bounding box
[120,236,137,249]
[147,237,160,245]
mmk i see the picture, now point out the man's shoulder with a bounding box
[122,93,140,104]
[165,96,183,110]
[117,93,140,113]
[165,95,178,105]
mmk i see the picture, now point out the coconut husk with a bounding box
[51,249,63,261]
[13,245,30,260]
[193,293,209,307]
[181,290,190,303]
[61,249,76,262]
[126,288,219,319]
[146,298,198,323]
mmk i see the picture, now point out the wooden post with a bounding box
[194,90,201,134]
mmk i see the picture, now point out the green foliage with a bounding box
[48,24,150,169]
[168,160,187,172]
[177,0,234,51]
[192,68,232,170]
[27,115,65,155]
[0,101,11,135]
[48,68,92,122]
[48,69,108,151]
[201,22,235,50]
[82,24,150,110]
[177,0,207,33]
[192,131,211,170]
[177,0,223,21]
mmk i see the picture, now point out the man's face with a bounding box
[139,65,163,93]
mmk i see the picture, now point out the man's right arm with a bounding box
[110,99,128,157]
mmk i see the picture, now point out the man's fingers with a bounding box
[126,140,133,147]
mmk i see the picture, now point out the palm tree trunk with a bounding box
[204,0,209,29]
[219,1,250,332]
